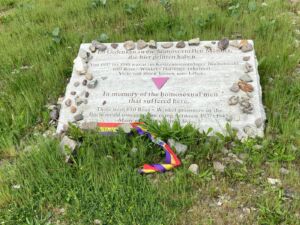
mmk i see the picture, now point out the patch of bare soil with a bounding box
[180,179,260,225]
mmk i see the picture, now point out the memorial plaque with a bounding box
[57,40,266,138]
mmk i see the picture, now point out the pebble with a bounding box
[279,167,290,175]
[188,164,199,175]
[60,136,77,153]
[213,161,225,173]
[78,49,90,60]
[75,96,84,106]
[230,40,240,48]
[57,96,64,105]
[161,42,173,48]
[188,38,200,46]
[111,43,118,49]
[267,178,282,186]
[239,40,249,48]
[89,44,96,53]
[240,42,253,52]
[91,40,107,52]
[85,73,93,80]
[243,126,256,136]
[118,123,132,133]
[74,113,84,121]
[255,118,263,128]
[131,147,138,154]
[238,81,254,92]
[74,57,87,75]
[85,92,89,98]
[50,108,59,120]
[64,99,72,107]
[82,79,87,86]
[244,62,254,73]
[148,40,157,49]
[97,44,107,52]
[70,106,77,113]
[243,56,250,61]
[12,184,21,189]
[228,96,239,105]
[74,81,80,87]
[70,91,76,95]
[87,80,98,89]
[94,219,102,225]
[175,142,188,155]
[167,139,176,147]
[230,83,240,92]
[84,99,88,104]
[124,40,135,50]
[137,40,148,50]
[240,99,254,114]
[176,41,186,48]
[239,74,253,82]
[283,189,294,199]
[167,139,188,154]
[218,38,229,50]
[243,208,251,214]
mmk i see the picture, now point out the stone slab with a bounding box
[57,40,266,138]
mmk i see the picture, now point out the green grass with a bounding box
[0,0,300,224]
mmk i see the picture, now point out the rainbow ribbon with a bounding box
[97,122,181,174]
[132,124,181,174]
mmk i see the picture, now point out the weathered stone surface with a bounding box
[57,40,266,138]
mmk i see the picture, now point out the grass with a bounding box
[0,0,300,224]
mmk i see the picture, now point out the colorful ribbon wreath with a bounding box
[132,124,181,174]
[98,122,181,174]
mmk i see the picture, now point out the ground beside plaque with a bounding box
[57,39,266,138]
